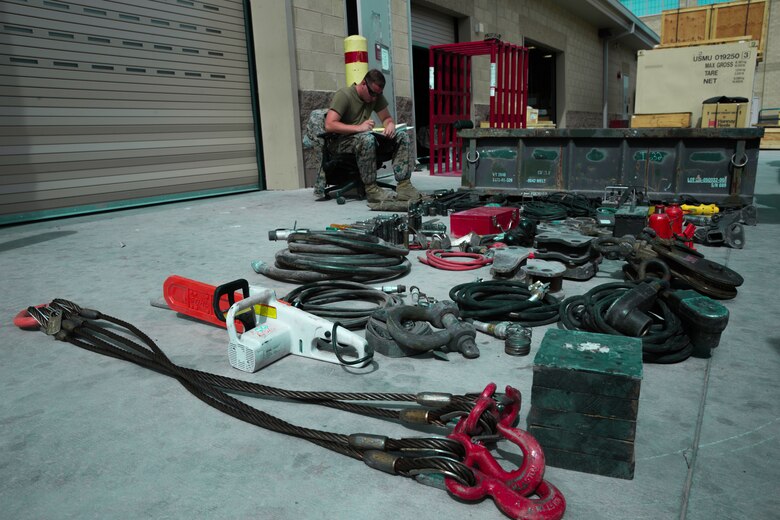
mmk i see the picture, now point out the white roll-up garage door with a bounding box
[410,4,456,48]
[0,0,260,224]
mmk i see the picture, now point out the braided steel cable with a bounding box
[29,300,488,480]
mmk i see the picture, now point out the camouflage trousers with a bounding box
[328,130,413,186]
[305,109,413,197]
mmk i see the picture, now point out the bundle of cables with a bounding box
[545,192,596,218]
[252,231,411,284]
[21,299,493,493]
[558,281,693,363]
[448,280,561,327]
[418,249,492,271]
[520,200,568,221]
[282,280,403,330]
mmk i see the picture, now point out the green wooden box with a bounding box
[528,424,635,461]
[533,329,643,398]
[542,447,636,480]
[526,407,637,441]
[530,386,639,420]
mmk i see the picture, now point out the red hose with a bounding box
[418,249,492,271]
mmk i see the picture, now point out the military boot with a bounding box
[364,183,396,203]
[395,179,421,201]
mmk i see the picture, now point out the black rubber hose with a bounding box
[521,201,568,221]
[253,231,411,284]
[558,282,693,363]
[545,192,595,217]
[282,281,401,330]
[448,280,561,326]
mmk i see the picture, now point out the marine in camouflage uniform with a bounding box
[303,108,329,198]
[305,70,420,202]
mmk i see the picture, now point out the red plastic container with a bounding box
[450,206,519,237]
[665,202,684,235]
[649,209,672,239]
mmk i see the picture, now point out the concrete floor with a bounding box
[1,153,779,520]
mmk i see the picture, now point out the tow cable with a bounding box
[21,299,566,520]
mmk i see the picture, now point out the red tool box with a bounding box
[450,206,520,237]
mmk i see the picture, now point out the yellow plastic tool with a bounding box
[681,204,719,215]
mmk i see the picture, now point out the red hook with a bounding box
[449,477,566,520]
[445,383,566,520]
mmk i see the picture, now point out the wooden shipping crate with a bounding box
[660,0,768,59]
[631,113,692,128]
[701,102,750,128]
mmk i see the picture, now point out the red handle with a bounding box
[163,275,245,332]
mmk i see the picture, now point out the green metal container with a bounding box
[459,127,763,204]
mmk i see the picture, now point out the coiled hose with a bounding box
[418,250,492,271]
[521,201,568,221]
[558,282,693,363]
[449,280,561,327]
[282,281,403,330]
[253,231,411,284]
[545,192,595,218]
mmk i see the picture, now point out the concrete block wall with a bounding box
[293,0,346,92]
[291,0,414,186]
[753,0,779,111]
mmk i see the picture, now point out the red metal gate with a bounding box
[428,39,528,175]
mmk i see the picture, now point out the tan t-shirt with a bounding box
[329,84,389,125]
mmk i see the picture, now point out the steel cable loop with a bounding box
[68,322,357,449]
[449,280,561,326]
[282,281,402,330]
[395,456,476,487]
[386,437,466,458]
[37,301,497,471]
[558,282,693,363]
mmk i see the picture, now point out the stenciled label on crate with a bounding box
[636,40,757,127]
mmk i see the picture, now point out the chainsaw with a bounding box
[161,275,372,372]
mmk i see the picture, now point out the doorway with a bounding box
[412,45,432,163]
[525,40,557,125]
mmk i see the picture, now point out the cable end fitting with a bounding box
[415,392,453,407]
[348,433,388,451]
[399,408,432,425]
[363,450,399,475]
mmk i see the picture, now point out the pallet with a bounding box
[760,127,780,150]
[630,112,692,128]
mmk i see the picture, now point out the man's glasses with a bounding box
[365,81,381,98]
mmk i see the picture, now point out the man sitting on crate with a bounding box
[319,69,421,203]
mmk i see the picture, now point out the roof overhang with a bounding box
[554,0,660,50]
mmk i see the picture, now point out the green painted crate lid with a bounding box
[534,329,643,380]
